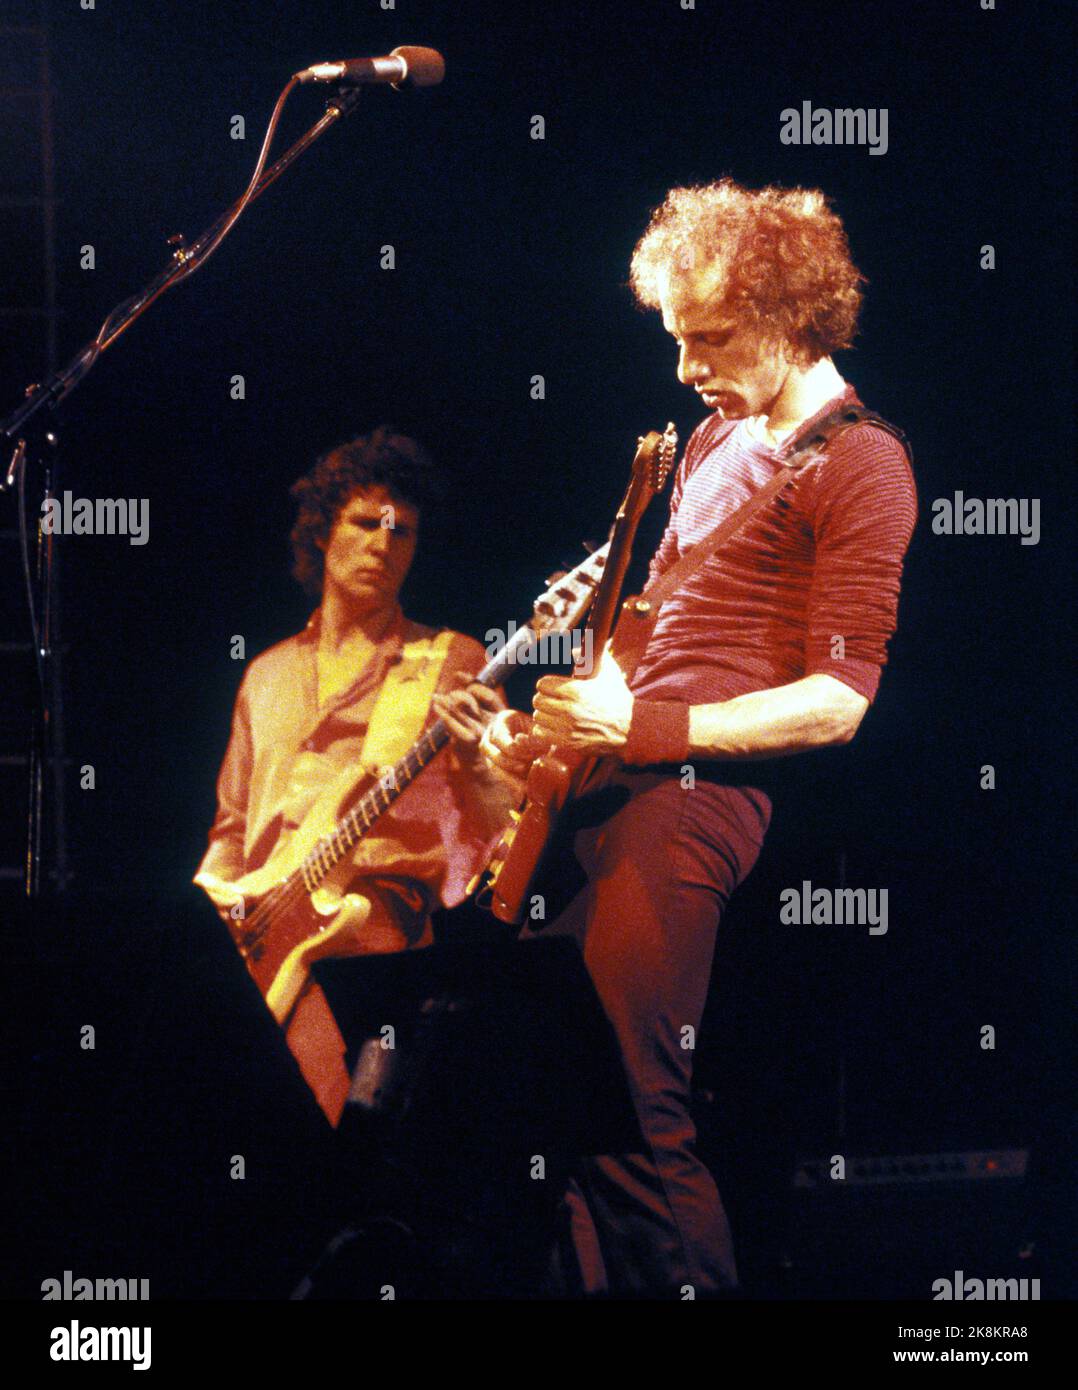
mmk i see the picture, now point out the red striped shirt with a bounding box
[631,385,918,706]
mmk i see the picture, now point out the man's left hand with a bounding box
[532,646,633,755]
[432,675,504,762]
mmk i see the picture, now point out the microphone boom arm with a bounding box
[1,79,365,440]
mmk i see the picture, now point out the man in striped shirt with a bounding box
[472,179,917,1295]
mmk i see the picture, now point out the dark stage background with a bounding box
[1,0,1074,1301]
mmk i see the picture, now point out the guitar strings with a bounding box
[236,720,452,946]
[229,564,606,950]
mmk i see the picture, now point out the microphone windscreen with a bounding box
[391,46,445,87]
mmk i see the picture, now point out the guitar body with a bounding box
[487,749,578,923]
[260,889,372,1026]
[203,854,373,1026]
[229,757,381,905]
[202,754,407,1023]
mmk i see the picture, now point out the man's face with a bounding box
[658,263,792,420]
[317,483,419,613]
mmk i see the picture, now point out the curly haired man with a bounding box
[471,179,919,1296]
[195,428,515,1126]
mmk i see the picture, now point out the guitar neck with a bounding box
[586,511,639,655]
[577,454,670,670]
[293,554,608,894]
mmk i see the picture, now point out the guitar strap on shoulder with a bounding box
[610,401,912,681]
[359,628,454,780]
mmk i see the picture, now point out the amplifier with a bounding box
[793,1148,1029,1189]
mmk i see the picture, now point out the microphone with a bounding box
[295,46,445,88]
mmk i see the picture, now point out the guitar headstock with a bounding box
[531,544,609,636]
[528,424,676,639]
[633,422,678,495]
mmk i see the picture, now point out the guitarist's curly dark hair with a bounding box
[289,426,444,597]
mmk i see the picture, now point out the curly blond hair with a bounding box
[629,179,865,364]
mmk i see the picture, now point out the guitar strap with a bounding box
[274,628,452,1130]
[610,402,913,682]
[358,628,454,780]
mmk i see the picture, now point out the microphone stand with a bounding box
[2,83,363,440]
[1,81,365,898]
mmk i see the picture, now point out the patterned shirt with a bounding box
[631,384,918,707]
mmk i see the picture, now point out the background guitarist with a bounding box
[471,178,919,1296]
[195,427,517,1125]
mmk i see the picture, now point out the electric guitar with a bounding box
[484,424,677,924]
[197,542,612,1025]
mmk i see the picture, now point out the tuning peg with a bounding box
[581,539,600,554]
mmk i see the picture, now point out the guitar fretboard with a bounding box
[298,719,451,891]
[254,542,611,923]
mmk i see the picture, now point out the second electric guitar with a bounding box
[198,541,612,1025]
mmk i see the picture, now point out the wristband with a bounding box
[620,699,691,767]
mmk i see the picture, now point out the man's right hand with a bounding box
[478,708,549,791]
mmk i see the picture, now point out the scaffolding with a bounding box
[0,2,68,896]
